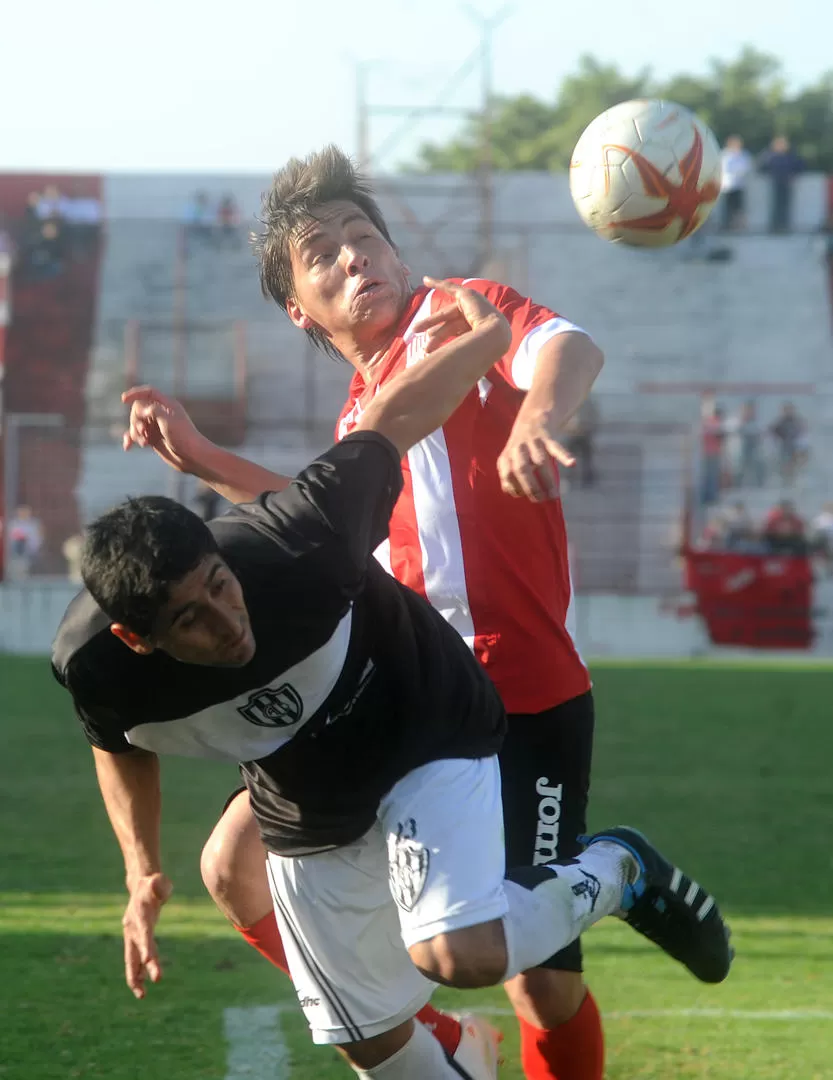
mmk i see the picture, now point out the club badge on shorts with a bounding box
[389,818,430,912]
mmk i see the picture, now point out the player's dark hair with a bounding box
[254,144,395,359]
[81,496,219,639]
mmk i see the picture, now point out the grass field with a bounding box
[2,655,832,1079]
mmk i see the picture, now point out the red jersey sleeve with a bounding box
[457,278,588,391]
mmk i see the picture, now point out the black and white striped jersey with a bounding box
[52,432,506,855]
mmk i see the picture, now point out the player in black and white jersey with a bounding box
[53,281,732,1080]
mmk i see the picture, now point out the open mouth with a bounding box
[355,279,382,297]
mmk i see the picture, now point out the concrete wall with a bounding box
[8,580,833,660]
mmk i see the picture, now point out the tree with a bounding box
[410,48,833,172]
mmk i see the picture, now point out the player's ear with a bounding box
[110,623,155,655]
[286,297,315,331]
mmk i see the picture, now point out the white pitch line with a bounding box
[224,1005,290,1079]
[478,1006,833,1022]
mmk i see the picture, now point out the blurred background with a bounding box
[2,0,833,658]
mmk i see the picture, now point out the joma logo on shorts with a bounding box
[532,778,563,866]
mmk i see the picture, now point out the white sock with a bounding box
[350,1020,462,1078]
[502,841,635,980]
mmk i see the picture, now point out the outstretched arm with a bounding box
[498,331,604,501]
[121,388,291,504]
[92,746,173,999]
[120,277,511,494]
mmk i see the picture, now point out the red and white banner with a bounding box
[683,549,814,650]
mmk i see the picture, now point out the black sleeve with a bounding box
[76,703,136,754]
[51,660,136,755]
[217,431,403,599]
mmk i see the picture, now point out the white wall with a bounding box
[7,583,833,661]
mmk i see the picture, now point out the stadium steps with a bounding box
[4,246,102,570]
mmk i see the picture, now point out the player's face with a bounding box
[152,556,256,667]
[286,201,410,343]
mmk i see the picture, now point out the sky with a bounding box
[1,0,830,174]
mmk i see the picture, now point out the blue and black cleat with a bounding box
[581,826,733,984]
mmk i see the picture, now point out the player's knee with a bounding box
[199,793,265,916]
[408,920,508,988]
[200,830,234,903]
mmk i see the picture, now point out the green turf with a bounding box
[1,655,832,1078]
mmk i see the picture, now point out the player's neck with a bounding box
[332,296,416,383]
[338,338,393,383]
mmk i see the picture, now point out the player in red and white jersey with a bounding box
[185,147,606,1080]
[334,277,591,716]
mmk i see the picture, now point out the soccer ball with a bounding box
[569,99,722,247]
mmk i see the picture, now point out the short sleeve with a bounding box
[458,278,589,391]
[51,661,136,754]
[220,431,403,600]
[76,702,135,754]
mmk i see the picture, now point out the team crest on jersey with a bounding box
[238,684,303,727]
[389,818,430,912]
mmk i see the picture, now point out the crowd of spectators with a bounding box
[700,396,809,507]
[699,497,833,568]
[10,185,104,281]
[182,191,241,247]
[718,135,806,234]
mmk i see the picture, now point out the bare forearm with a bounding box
[185,442,291,504]
[518,333,604,431]
[358,316,512,455]
[92,747,162,889]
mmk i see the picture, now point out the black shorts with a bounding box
[500,690,595,972]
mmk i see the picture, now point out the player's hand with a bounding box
[121,385,210,473]
[413,277,510,352]
[497,415,575,502]
[122,872,173,999]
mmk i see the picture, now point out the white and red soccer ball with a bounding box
[569,99,722,248]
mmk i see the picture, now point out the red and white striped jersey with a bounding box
[335,278,591,714]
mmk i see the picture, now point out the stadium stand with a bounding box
[1,170,832,653]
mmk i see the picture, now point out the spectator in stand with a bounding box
[699,501,760,553]
[0,213,15,261]
[7,505,44,580]
[699,394,725,507]
[216,194,241,247]
[183,191,213,242]
[809,503,833,574]
[721,501,759,552]
[563,394,599,488]
[62,194,103,257]
[719,136,754,232]
[724,399,764,489]
[762,499,807,556]
[770,401,807,486]
[62,533,85,584]
[23,190,43,243]
[20,190,65,278]
[758,137,805,234]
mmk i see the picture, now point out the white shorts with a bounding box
[266,756,507,1045]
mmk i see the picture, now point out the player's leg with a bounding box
[201,788,466,1055]
[200,787,290,972]
[384,756,732,990]
[499,693,604,1080]
[377,756,631,989]
[265,832,498,1079]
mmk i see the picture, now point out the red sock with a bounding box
[519,992,604,1080]
[415,1004,462,1055]
[236,912,290,976]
